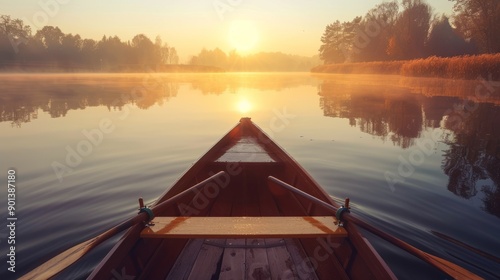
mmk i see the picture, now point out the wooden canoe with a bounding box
[88,117,397,279]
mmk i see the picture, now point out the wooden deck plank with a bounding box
[219,239,246,279]
[284,238,319,280]
[141,216,347,239]
[165,239,205,280]
[136,239,189,280]
[264,238,296,279]
[186,240,225,280]
[245,239,271,280]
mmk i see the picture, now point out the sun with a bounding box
[237,99,252,114]
[228,20,259,54]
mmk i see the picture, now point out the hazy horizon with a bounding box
[2,0,454,63]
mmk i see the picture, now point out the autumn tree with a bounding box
[387,0,432,60]
[353,1,399,62]
[451,0,500,53]
[320,0,433,63]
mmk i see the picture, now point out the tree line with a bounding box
[189,48,320,71]
[0,15,179,71]
[319,0,500,64]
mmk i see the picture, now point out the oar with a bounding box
[20,171,227,280]
[431,230,500,264]
[268,176,483,280]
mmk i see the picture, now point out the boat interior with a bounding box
[90,119,393,279]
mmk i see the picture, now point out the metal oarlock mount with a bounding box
[335,198,350,226]
[138,197,155,226]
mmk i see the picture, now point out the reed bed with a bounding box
[312,54,500,80]
[311,60,404,75]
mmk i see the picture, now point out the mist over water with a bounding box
[0,73,499,279]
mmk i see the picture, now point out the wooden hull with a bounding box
[89,118,396,279]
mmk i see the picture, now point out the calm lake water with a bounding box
[0,72,499,279]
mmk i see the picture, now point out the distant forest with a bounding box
[0,14,319,72]
[189,48,320,72]
[0,15,180,72]
[319,0,500,64]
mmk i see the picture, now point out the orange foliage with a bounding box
[311,60,405,75]
[401,54,500,80]
[312,54,500,80]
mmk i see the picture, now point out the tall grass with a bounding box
[311,60,404,75]
[311,54,500,80]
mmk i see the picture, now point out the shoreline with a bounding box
[311,54,500,81]
[0,64,225,74]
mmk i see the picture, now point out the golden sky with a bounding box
[3,0,454,62]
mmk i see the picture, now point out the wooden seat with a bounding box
[140,216,348,239]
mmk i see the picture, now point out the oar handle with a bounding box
[267,176,483,280]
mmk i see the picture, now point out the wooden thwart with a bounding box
[141,216,347,239]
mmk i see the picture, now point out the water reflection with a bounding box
[0,74,180,127]
[318,81,423,148]
[442,102,500,215]
[317,76,500,218]
[1,73,499,218]
[0,73,315,126]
